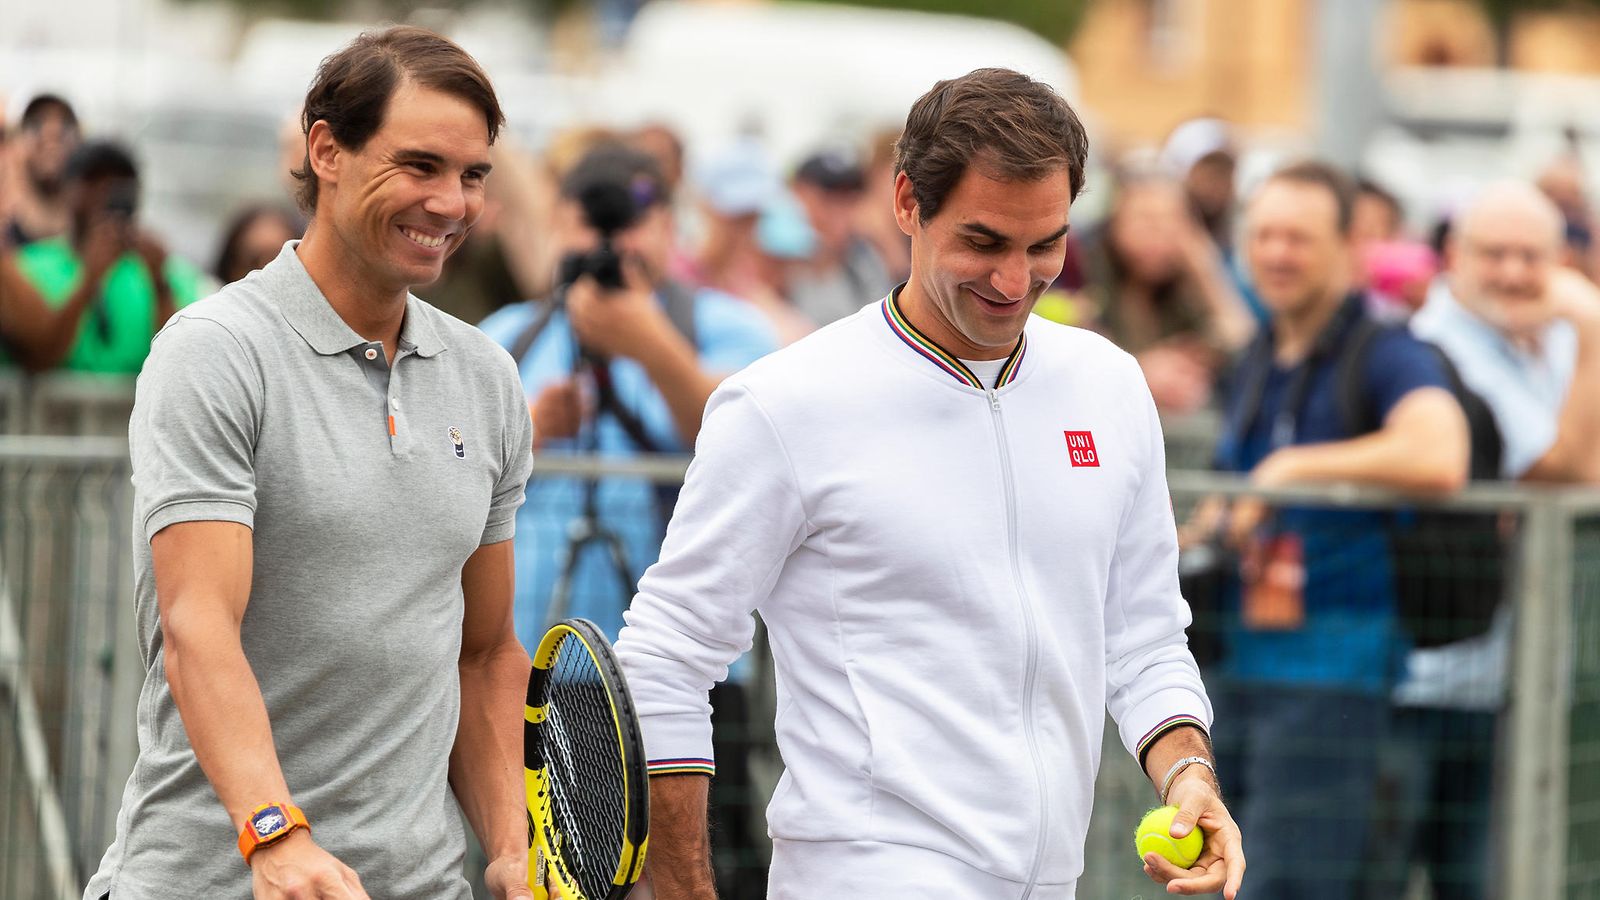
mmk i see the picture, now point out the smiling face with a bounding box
[894,158,1073,359]
[310,78,491,295]
[1244,178,1350,320]
[1449,184,1565,338]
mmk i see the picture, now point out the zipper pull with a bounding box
[987,389,1001,412]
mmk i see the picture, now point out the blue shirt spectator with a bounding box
[1214,295,1453,692]
[480,288,774,648]
[1201,161,1469,900]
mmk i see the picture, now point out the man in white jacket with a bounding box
[615,67,1245,900]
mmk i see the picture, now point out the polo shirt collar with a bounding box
[267,241,447,358]
[400,295,446,358]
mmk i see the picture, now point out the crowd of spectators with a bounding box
[4,82,1600,900]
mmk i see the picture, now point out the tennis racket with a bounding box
[525,617,650,899]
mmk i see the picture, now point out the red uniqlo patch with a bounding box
[1064,431,1100,467]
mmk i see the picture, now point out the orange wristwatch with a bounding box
[237,802,310,863]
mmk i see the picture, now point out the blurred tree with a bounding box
[800,0,1091,43]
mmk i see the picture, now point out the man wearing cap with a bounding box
[684,136,783,303]
[785,147,894,326]
[85,27,535,899]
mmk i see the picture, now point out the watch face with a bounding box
[253,807,288,837]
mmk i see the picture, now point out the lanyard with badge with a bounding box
[1232,297,1363,631]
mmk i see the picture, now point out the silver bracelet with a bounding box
[1160,756,1216,805]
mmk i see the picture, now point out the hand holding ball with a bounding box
[1135,805,1204,869]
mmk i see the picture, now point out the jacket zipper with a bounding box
[987,388,1050,897]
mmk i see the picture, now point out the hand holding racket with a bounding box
[525,619,650,900]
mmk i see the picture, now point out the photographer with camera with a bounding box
[481,144,775,897]
[479,143,775,641]
[481,145,774,896]
[2,140,202,373]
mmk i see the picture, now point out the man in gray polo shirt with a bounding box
[84,27,535,900]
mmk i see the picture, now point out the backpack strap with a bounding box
[1425,343,1504,480]
[1334,315,1385,437]
[1221,332,1275,459]
[1336,320,1506,480]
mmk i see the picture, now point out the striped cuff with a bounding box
[1136,714,1208,770]
[647,757,716,777]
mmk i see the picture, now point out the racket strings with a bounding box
[542,634,630,898]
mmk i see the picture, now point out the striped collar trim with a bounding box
[881,286,1027,390]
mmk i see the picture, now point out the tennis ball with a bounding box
[1134,805,1204,869]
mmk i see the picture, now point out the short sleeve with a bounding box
[482,348,534,545]
[131,315,261,542]
[1364,329,1452,422]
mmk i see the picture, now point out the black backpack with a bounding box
[1336,318,1507,647]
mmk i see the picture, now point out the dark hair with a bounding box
[560,143,670,225]
[1356,177,1404,222]
[64,140,137,185]
[291,25,504,213]
[20,93,78,132]
[894,68,1088,222]
[214,203,306,283]
[1263,160,1357,234]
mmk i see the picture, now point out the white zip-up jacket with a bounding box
[615,294,1212,898]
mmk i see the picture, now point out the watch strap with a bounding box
[237,802,310,863]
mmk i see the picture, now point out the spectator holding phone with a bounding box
[4,140,203,373]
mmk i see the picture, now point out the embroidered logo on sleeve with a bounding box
[448,426,465,459]
[1064,430,1100,467]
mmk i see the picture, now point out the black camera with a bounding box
[556,148,664,292]
[556,173,642,291]
[104,178,139,221]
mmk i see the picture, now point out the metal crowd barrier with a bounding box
[1,374,1596,899]
[518,457,1600,900]
[0,373,139,440]
[0,437,136,900]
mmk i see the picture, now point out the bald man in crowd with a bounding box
[1365,181,1600,899]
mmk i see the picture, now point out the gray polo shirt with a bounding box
[85,242,533,899]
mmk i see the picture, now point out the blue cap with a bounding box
[758,191,817,259]
[696,138,781,216]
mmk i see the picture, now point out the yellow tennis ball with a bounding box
[1134,805,1204,868]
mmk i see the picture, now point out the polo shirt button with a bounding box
[390,398,399,411]
[364,348,378,361]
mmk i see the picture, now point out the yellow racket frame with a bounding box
[526,619,649,900]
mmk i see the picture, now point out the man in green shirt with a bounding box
[5,141,202,374]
